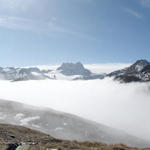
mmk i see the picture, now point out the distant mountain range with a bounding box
[0,99,150,148]
[0,66,52,81]
[0,62,104,81]
[0,59,149,82]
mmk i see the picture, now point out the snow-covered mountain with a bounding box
[57,62,91,76]
[108,59,150,83]
[0,60,150,82]
[0,99,150,148]
[57,62,105,80]
[0,62,104,81]
[0,67,52,81]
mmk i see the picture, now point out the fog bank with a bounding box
[0,78,150,140]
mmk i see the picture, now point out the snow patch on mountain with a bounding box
[14,113,25,120]
[20,116,40,126]
[54,127,64,131]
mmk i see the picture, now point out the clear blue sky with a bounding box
[0,0,150,66]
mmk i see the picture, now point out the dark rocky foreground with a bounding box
[0,123,150,150]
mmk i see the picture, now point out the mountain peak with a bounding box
[134,59,149,66]
[58,62,84,69]
[108,59,150,82]
[129,59,150,72]
[57,62,91,76]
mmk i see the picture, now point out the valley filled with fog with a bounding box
[0,64,150,141]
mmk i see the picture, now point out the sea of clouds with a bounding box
[0,63,150,141]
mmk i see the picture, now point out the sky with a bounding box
[0,0,150,66]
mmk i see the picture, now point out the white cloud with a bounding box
[123,8,142,19]
[0,15,62,33]
[0,16,35,30]
[0,14,98,41]
[0,0,98,41]
[0,0,99,42]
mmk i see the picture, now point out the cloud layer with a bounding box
[0,75,150,141]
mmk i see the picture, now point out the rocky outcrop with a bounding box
[108,60,150,83]
[57,62,91,76]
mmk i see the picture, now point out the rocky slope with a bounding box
[0,99,149,148]
[1,123,149,150]
[108,59,150,83]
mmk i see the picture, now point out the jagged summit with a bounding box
[57,62,91,76]
[108,59,150,83]
[134,59,149,65]
[127,59,150,73]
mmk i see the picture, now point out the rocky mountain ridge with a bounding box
[0,62,104,81]
[108,59,150,82]
[0,60,149,82]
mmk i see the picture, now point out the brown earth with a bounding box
[0,123,149,150]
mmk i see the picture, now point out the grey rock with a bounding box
[57,62,91,76]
